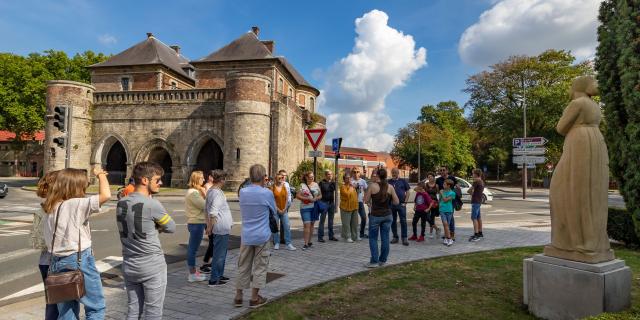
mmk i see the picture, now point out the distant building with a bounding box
[324,146,410,178]
[44,27,323,188]
[0,131,44,177]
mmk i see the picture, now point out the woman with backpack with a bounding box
[43,166,111,320]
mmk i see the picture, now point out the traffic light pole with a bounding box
[64,107,72,168]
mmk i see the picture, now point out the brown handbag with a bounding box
[44,202,86,304]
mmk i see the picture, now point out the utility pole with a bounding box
[417,123,421,182]
[522,80,527,200]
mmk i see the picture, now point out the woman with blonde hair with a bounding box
[185,170,208,282]
[296,171,322,250]
[31,170,59,320]
[43,166,111,320]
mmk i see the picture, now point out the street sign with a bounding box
[308,150,324,158]
[305,129,327,150]
[512,147,546,155]
[517,164,536,169]
[513,156,546,164]
[332,137,342,153]
[512,137,548,148]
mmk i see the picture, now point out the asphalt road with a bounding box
[0,178,627,306]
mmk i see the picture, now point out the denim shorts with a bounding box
[471,203,481,220]
[440,212,453,225]
[300,208,316,223]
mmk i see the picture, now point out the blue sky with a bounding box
[0,0,599,151]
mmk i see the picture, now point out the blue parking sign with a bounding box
[332,138,339,152]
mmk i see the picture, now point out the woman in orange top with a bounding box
[340,173,359,243]
[270,171,296,250]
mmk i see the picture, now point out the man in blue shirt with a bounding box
[388,168,411,246]
[234,164,275,309]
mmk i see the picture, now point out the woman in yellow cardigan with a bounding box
[340,173,359,243]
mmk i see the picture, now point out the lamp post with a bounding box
[417,123,421,182]
[521,79,527,200]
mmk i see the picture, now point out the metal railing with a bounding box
[93,89,226,104]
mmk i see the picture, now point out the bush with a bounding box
[608,207,640,247]
[289,159,334,189]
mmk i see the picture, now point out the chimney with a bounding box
[170,45,181,54]
[146,32,154,38]
[261,40,275,54]
[251,26,260,37]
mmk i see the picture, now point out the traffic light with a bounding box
[53,137,65,148]
[53,106,67,132]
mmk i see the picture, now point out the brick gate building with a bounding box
[44,27,323,189]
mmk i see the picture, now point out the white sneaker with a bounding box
[428,233,434,239]
[286,244,297,251]
[443,238,448,245]
[446,239,453,246]
[188,272,207,282]
[274,243,280,250]
[347,238,354,243]
[365,262,379,268]
[356,237,362,241]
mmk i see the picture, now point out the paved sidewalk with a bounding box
[2,222,550,320]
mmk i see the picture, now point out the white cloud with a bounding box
[458,0,599,67]
[98,33,117,46]
[319,9,427,152]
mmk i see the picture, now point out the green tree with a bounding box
[392,101,475,177]
[486,147,509,180]
[464,50,593,178]
[596,0,640,238]
[0,50,109,139]
[290,159,334,189]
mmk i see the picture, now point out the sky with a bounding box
[0,0,600,152]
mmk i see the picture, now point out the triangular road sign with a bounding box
[305,128,326,151]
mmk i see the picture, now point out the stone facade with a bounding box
[44,28,322,190]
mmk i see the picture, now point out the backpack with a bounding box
[453,185,463,211]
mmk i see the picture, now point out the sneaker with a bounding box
[362,234,369,238]
[302,244,309,250]
[286,244,297,251]
[199,265,211,274]
[208,280,227,287]
[308,242,313,247]
[428,233,434,239]
[329,237,339,241]
[318,238,326,243]
[346,238,354,243]
[446,239,454,246]
[469,235,477,242]
[408,235,418,241]
[417,235,425,242]
[188,272,207,282]
[249,295,268,308]
[402,239,409,246]
[477,233,484,238]
[220,276,230,281]
[471,236,481,242]
[390,238,399,244]
[443,238,448,245]
[378,262,387,267]
[274,243,280,250]
[356,237,362,241]
[365,262,379,268]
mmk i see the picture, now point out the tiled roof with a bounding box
[196,32,274,62]
[324,145,377,156]
[0,130,45,142]
[90,34,194,81]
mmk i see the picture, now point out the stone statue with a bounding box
[544,75,615,263]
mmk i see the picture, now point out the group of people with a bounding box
[31,160,485,319]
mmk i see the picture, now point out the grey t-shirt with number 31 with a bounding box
[116,192,176,278]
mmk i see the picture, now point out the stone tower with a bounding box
[223,72,272,189]
[44,80,95,173]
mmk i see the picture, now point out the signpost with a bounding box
[513,137,547,199]
[305,128,327,178]
[332,137,342,215]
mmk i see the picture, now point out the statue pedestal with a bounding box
[523,254,631,320]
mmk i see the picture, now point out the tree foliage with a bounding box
[0,50,109,138]
[596,0,640,238]
[290,159,334,189]
[464,50,593,177]
[392,101,475,176]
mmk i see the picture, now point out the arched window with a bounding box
[310,97,315,111]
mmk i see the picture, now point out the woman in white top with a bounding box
[43,166,111,320]
[205,169,234,286]
[296,171,322,250]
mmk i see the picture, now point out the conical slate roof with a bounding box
[90,34,194,80]
[195,32,274,62]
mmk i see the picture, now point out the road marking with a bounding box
[502,197,549,203]
[0,230,30,237]
[0,248,37,262]
[0,255,123,302]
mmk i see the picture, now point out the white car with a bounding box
[405,176,493,204]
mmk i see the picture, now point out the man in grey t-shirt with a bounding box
[116,162,175,320]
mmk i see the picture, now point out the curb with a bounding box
[20,186,239,202]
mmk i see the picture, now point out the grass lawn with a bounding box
[242,246,640,320]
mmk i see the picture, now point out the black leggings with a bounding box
[412,211,428,236]
[203,233,214,264]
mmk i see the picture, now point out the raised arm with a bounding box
[93,166,111,205]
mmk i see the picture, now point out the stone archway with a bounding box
[195,139,223,174]
[134,139,180,186]
[105,141,127,185]
[148,147,173,184]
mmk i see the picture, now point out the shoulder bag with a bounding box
[44,202,86,304]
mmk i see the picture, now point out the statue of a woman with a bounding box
[544,75,615,263]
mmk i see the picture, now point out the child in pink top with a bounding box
[409,182,433,242]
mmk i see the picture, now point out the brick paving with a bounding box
[3,223,550,320]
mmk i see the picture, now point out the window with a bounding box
[236,148,241,160]
[310,97,315,111]
[278,78,284,93]
[170,81,177,89]
[121,77,130,91]
[288,88,293,97]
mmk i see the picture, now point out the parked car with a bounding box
[0,183,8,198]
[407,176,493,204]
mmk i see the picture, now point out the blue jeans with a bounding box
[358,202,367,237]
[318,202,335,240]
[209,234,229,283]
[390,204,408,240]
[50,249,105,320]
[471,203,482,220]
[300,207,315,223]
[187,224,206,268]
[273,211,292,245]
[39,264,59,320]
[368,214,392,264]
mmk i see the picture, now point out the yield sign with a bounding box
[305,128,326,151]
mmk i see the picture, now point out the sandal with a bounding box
[249,295,268,308]
[234,297,243,307]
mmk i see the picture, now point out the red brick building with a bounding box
[324,145,410,178]
[0,131,45,177]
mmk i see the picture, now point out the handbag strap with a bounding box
[48,201,82,271]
